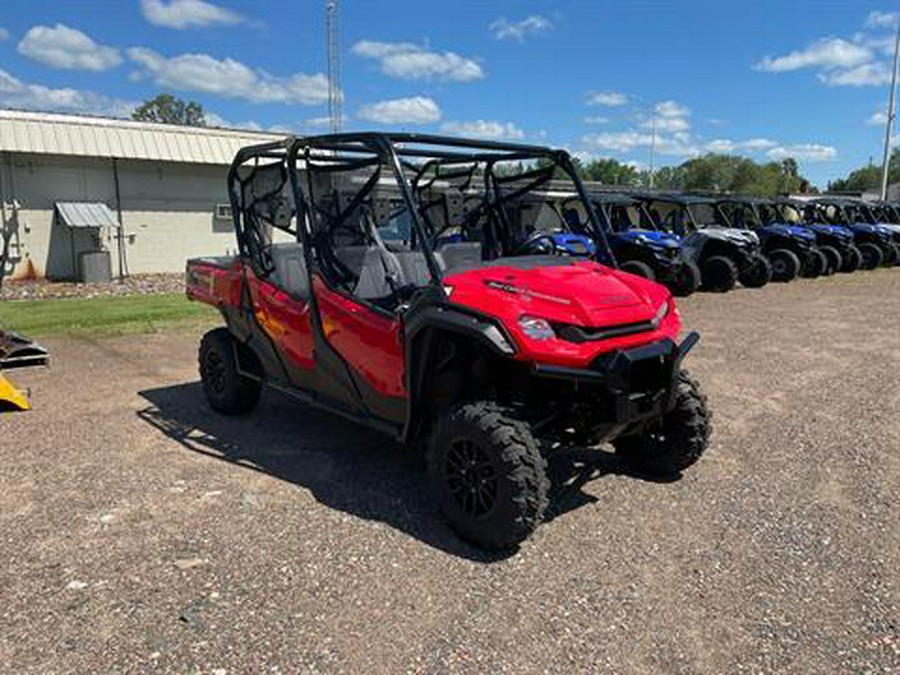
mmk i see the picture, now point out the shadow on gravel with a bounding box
[137,382,677,561]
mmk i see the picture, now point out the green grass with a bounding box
[0,293,218,337]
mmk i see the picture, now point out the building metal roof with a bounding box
[0,109,285,166]
[56,202,120,228]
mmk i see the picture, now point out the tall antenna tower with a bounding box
[325,0,342,134]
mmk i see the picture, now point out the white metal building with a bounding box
[0,109,284,281]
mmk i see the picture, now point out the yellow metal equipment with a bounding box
[0,372,29,411]
[0,331,49,412]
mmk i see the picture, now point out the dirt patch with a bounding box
[1,272,898,673]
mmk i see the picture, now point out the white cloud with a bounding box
[586,91,628,107]
[0,67,134,116]
[440,120,525,140]
[866,11,900,28]
[755,37,872,72]
[17,24,122,72]
[767,143,837,162]
[128,48,330,104]
[204,111,263,131]
[704,138,777,153]
[0,28,9,41]
[655,100,690,118]
[867,110,889,126]
[357,96,441,124]
[140,0,244,29]
[351,40,483,82]
[819,61,893,86]
[490,15,553,41]
[584,116,609,125]
[641,116,690,133]
[581,130,698,157]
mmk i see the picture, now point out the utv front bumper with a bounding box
[531,331,699,435]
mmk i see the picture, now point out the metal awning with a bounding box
[55,202,119,228]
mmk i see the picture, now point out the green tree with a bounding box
[581,158,639,186]
[828,149,900,193]
[132,94,207,126]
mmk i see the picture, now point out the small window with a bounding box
[214,204,233,220]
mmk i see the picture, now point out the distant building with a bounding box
[0,109,283,281]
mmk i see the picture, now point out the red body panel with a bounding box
[187,257,680,389]
[312,276,406,397]
[247,276,315,369]
[444,261,681,369]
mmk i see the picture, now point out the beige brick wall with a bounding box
[1,153,246,279]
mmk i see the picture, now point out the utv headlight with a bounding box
[518,315,555,340]
[652,301,670,326]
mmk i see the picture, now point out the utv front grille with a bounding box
[554,318,656,343]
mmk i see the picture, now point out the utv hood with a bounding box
[443,259,669,329]
[763,223,817,242]
[614,229,682,248]
[798,223,854,241]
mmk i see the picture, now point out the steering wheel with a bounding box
[512,231,564,256]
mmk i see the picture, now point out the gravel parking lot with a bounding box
[2,271,898,674]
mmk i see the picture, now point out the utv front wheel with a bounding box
[613,371,711,477]
[819,245,841,275]
[700,255,737,292]
[738,254,772,288]
[199,328,262,415]
[427,402,549,550]
[858,243,883,270]
[840,245,862,273]
[800,249,827,278]
[669,260,701,297]
[768,249,801,282]
[620,260,656,281]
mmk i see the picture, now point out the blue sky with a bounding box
[0,1,897,186]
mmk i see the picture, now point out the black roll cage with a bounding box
[227,132,617,300]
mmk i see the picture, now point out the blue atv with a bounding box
[585,193,701,296]
[716,197,832,281]
[808,199,898,269]
[766,199,861,273]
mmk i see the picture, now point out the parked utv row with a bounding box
[585,191,900,293]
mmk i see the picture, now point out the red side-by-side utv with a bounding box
[186,133,711,549]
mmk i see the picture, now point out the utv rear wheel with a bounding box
[800,248,828,278]
[738,254,772,288]
[613,371,711,477]
[427,402,549,550]
[199,328,262,415]
[819,245,841,275]
[883,243,900,267]
[669,261,701,297]
[620,260,656,281]
[840,245,862,273]
[768,249,801,282]
[700,255,738,292]
[858,243,883,270]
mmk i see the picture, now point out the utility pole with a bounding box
[325,0,342,134]
[880,20,900,200]
[648,113,657,190]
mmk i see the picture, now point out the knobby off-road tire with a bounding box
[800,248,828,278]
[700,255,738,292]
[613,370,711,477]
[620,260,656,281]
[738,254,772,289]
[858,242,883,270]
[882,243,900,267]
[427,402,549,550]
[669,260,701,297]
[768,248,801,282]
[199,328,262,415]
[819,245,842,275]
[840,245,862,273]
